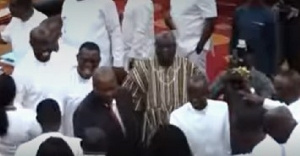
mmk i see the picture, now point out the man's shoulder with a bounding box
[15,137,40,156]
[171,103,191,116]
[32,9,47,21]
[208,99,228,109]
[252,135,280,155]
[62,136,82,145]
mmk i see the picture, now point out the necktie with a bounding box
[281,144,286,156]
[108,100,126,135]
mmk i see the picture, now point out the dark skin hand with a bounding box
[239,91,265,106]
[196,18,216,54]
[113,67,127,85]
[164,11,176,30]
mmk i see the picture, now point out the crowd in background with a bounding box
[0,0,299,156]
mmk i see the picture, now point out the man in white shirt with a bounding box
[241,70,300,122]
[122,0,155,70]
[62,42,101,136]
[15,99,82,156]
[0,0,47,64]
[170,75,231,156]
[170,0,217,73]
[61,0,124,68]
[252,106,300,156]
[12,24,64,111]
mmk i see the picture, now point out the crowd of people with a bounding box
[0,0,299,155]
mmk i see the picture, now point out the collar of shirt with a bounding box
[187,101,209,115]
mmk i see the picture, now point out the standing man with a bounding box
[61,0,124,68]
[12,24,63,111]
[241,69,300,122]
[252,106,300,156]
[122,0,155,70]
[231,0,277,77]
[73,67,141,156]
[123,32,203,142]
[61,42,101,136]
[170,75,231,156]
[0,0,47,64]
[170,0,217,73]
[276,0,300,73]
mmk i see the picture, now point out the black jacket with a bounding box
[73,87,142,156]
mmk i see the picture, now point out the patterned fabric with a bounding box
[123,57,202,141]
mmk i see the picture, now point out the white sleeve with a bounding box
[12,69,30,109]
[129,2,153,58]
[197,0,218,18]
[263,98,287,110]
[103,1,124,67]
[1,19,16,42]
[170,112,180,126]
[223,109,232,156]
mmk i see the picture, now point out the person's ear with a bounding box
[36,116,41,125]
[80,140,84,149]
[77,54,80,62]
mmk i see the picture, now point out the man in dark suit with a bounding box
[73,67,141,156]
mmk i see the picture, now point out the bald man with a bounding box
[252,107,300,156]
[12,24,65,111]
[170,75,231,156]
[123,31,203,142]
[73,67,141,156]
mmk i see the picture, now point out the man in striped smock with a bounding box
[123,32,203,142]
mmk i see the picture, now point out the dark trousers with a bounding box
[279,17,300,73]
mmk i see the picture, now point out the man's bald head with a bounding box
[93,67,118,104]
[188,75,209,110]
[274,69,300,104]
[81,127,108,154]
[30,25,51,46]
[155,31,177,67]
[30,25,55,62]
[93,67,117,85]
[263,106,297,144]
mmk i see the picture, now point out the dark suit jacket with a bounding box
[73,87,141,156]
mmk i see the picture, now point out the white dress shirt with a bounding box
[61,0,124,67]
[263,98,300,123]
[122,0,155,62]
[170,100,231,156]
[1,9,47,64]
[285,125,300,155]
[0,108,40,156]
[61,67,93,136]
[12,52,65,112]
[15,132,82,156]
[170,0,217,72]
[252,125,300,156]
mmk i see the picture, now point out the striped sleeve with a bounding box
[122,60,149,111]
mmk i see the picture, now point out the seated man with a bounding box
[73,67,141,156]
[123,31,203,141]
[210,48,274,99]
[170,75,231,156]
[252,106,300,156]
